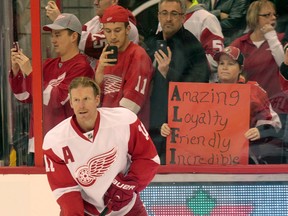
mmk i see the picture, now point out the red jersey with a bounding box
[96,42,153,128]
[9,53,94,152]
[43,107,160,216]
[248,81,281,130]
[231,31,288,113]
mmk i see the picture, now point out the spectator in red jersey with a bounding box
[45,0,139,67]
[161,46,283,164]
[95,5,153,129]
[43,77,160,216]
[230,0,288,147]
[10,13,94,165]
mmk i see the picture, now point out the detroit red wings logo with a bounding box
[75,147,117,186]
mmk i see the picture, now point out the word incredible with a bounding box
[170,85,240,106]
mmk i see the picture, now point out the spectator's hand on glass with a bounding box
[45,1,60,22]
[154,46,172,78]
[161,123,171,137]
[244,127,260,141]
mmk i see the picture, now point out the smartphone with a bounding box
[13,41,20,52]
[156,40,168,56]
[106,45,118,64]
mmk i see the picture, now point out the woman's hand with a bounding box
[160,123,171,137]
[244,127,260,141]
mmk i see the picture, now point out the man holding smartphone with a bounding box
[45,0,139,68]
[95,5,153,129]
[145,0,211,164]
[10,13,94,165]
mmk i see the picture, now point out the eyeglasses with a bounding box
[258,13,278,18]
[158,10,184,19]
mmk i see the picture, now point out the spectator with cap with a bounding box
[10,13,94,165]
[145,0,210,164]
[161,46,282,164]
[95,5,153,129]
[45,0,139,68]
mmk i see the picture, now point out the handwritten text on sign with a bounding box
[167,83,250,165]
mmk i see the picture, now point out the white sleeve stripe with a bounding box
[53,185,81,200]
[43,84,53,105]
[119,98,141,114]
[14,91,30,101]
[61,95,70,105]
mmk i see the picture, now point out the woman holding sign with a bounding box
[161,46,283,164]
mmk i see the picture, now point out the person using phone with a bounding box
[95,5,154,129]
[145,0,211,164]
[10,13,94,165]
[45,0,139,68]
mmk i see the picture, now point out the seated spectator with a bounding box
[230,0,288,143]
[45,0,139,67]
[161,46,283,164]
[157,0,224,81]
[145,0,210,164]
[95,5,153,129]
[10,13,94,165]
[198,0,250,46]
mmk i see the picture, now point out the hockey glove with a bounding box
[104,173,138,211]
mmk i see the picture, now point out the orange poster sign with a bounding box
[167,82,250,165]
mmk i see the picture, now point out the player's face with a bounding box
[158,1,185,39]
[103,22,130,52]
[70,86,100,130]
[258,5,277,29]
[94,0,114,17]
[50,29,77,58]
[217,55,241,83]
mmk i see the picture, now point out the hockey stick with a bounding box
[99,206,109,216]
[99,199,112,216]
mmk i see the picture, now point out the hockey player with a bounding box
[10,13,94,165]
[95,5,153,129]
[43,77,160,216]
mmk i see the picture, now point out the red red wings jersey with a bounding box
[247,81,281,130]
[79,16,139,59]
[43,107,160,216]
[97,42,153,128]
[184,8,224,72]
[9,53,94,137]
[184,9,224,56]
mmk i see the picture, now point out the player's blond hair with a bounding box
[69,77,101,97]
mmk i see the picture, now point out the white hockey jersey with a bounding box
[43,107,160,216]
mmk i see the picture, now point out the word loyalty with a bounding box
[172,106,228,131]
